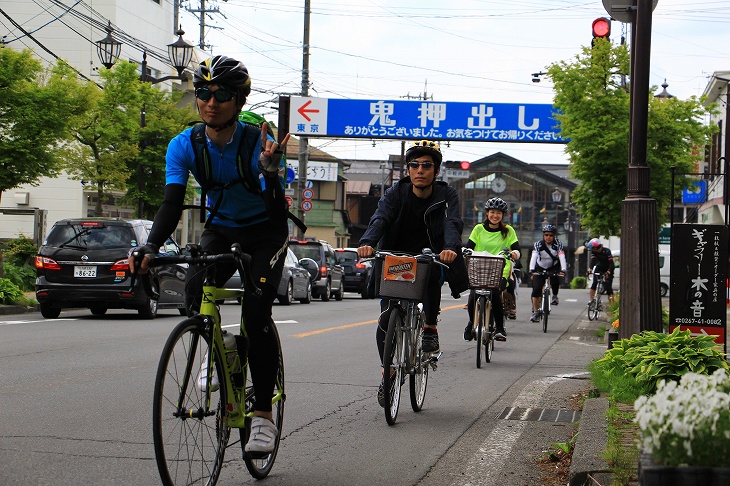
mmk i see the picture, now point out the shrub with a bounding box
[0,278,24,304]
[570,276,586,289]
[588,327,729,403]
[4,263,36,291]
[3,235,38,266]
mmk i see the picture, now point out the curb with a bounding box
[0,304,38,315]
[569,396,611,486]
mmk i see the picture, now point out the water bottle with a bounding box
[222,330,240,374]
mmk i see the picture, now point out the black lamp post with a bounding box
[552,188,562,226]
[96,25,194,218]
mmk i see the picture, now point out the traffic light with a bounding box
[460,161,471,170]
[591,17,610,46]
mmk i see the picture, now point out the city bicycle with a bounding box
[532,270,562,333]
[135,243,285,484]
[588,267,607,321]
[374,249,445,426]
[465,249,509,368]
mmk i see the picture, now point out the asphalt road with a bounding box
[0,288,607,485]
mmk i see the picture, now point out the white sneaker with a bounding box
[196,352,219,392]
[245,416,278,454]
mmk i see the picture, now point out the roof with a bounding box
[345,180,372,195]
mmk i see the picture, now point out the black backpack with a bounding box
[190,121,306,233]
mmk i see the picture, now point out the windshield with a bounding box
[46,224,137,250]
[290,245,321,262]
[335,251,358,264]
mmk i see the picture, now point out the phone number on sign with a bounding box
[674,318,724,326]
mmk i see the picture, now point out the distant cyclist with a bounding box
[529,224,567,322]
[463,197,521,342]
[586,238,615,305]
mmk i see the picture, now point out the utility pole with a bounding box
[296,0,311,239]
[186,0,221,50]
[620,0,662,336]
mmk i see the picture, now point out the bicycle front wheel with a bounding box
[242,324,285,479]
[383,308,404,425]
[485,300,494,362]
[542,288,550,333]
[475,295,485,367]
[588,298,599,321]
[409,310,428,412]
[153,318,228,486]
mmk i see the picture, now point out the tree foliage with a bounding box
[547,39,717,237]
[0,49,94,203]
[62,61,196,217]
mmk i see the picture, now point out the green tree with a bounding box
[547,39,717,237]
[63,61,196,217]
[0,49,94,203]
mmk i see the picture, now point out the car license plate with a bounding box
[74,266,97,278]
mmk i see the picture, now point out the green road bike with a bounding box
[375,249,444,426]
[137,243,285,485]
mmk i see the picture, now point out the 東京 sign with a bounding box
[289,96,564,143]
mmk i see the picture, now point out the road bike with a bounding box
[136,243,285,484]
[465,249,508,368]
[588,267,607,321]
[532,270,562,333]
[374,249,444,425]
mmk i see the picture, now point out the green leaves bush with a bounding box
[588,327,729,403]
[4,263,36,291]
[570,276,586,289]
[0,278,24,304]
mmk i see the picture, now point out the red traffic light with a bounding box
[460,161,470,170]
[592,17,610,38]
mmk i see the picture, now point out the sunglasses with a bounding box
[195,87,236,103]
[407,161,435,170]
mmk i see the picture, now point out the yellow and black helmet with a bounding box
[193,55,251,98]
[405,140,443,167]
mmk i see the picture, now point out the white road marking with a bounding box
[0,318,79,326]
[456,373,584,486]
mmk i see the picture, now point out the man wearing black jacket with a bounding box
[358,140,468,407]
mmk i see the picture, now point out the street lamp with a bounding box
[96,25,194,217]
[552,188,562,226]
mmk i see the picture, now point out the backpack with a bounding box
[190,113,306,233]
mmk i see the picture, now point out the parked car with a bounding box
[334,247,373,298]
[598,249,670,297]
[35,218,187,319]
[223,248,313,305]
[288,240,345,301]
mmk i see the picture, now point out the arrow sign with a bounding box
[297,100,319,122]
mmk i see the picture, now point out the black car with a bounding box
[35,218,187,319]
[334,248,373,298]
[288,240,345,301]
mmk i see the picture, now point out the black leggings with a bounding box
[184,220,287,413]
[531,266,561,298]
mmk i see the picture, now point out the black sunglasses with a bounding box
[407,161,435,170]
[195,87,236,103]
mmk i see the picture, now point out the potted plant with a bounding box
[634,369,730,485]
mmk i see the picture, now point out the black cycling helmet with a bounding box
[193,55,252,98]
[405,140,443,167]
[485,197,508,212]
[542,224,557,235]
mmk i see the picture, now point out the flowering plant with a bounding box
[610,319,619,331]
[634,369,730,467]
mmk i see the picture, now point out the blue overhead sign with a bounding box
[289,96,564,143]
[682,181,707,204]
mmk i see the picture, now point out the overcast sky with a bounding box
[178,0,729,165]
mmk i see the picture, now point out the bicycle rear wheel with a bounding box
[475,295,485,367]
[153,318,228,486]
[383,308,404,425]
[242,324,285,479]
[409,310,428,412]
[542,288,550,333]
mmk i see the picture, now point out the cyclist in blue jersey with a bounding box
[130,55,289,455]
